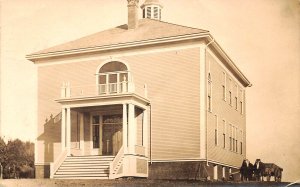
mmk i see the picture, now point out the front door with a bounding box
[102,115,123,155]
[91,115,101,155]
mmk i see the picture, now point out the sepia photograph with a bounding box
[0,0,299,186]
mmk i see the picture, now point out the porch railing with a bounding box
[60,82,147,99]
[109,145,124,179]
[50,149,68,178]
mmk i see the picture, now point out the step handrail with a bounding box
[109,145,124,179]
[50,149,68,178]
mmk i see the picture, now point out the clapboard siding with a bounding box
[37,59,98,162]
[37,47,201,163]
[121,48,200,160]
[206,50,246,167]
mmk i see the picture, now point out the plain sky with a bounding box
[1,0,299,183]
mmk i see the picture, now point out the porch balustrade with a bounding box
[60,81,147,99]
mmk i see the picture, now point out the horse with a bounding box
[253,159,265,181]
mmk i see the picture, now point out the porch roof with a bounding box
[55,93,150,110]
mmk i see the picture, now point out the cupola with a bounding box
[141,0,163,20]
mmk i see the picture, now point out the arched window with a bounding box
[97,61,129,94]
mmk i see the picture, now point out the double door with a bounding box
[91,115,123,156]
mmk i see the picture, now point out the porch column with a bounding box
[123,104,128,154]
[79,112,84,155]
[61,108,66,151]
[128,103,136,154]
[66,107,71,155]
[213,165,218,180]
[142,108,148,157]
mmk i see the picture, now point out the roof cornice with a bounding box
[26,32,209,61]
[26,31,251,87]
[207,35,252,87]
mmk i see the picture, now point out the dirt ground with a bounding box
[0,179,298,187]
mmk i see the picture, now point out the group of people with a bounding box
[240,159,265,181]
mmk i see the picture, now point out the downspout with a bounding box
[205,37,215,166]
[149,103,152,164]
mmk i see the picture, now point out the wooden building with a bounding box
[27,0,251,180]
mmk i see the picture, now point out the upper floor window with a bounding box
[229,91,232,106]
[98,61,129,94]
[240,89,244,114]
[222,72,226,101]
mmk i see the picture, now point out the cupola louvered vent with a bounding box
[147,7,151,18]
[141,0,163,20]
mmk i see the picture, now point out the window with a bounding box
[233,137,235,152]
[215,115,218,146]
[240,90,244,114]
[240,101,243,114]
[98,61,129,94]
[240,142,243,154]
[229,124,232,150]
[228,78,232,105]
[235,97,238,110]
[229,91,232,106]
[223,120,226,149]
[208,95,212,112]
[208,73,212,112]
[92,115,100,149]
[222,72,226,101]
[214,129,218,146]
[236,139,238,153]
[232,126,235,152]
[240,130,243,154]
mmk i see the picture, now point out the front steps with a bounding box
[53,155,114,179]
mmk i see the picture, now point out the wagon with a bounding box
[263,163,283,182]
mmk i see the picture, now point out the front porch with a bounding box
[51,92,150,179]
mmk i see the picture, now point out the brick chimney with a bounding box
[127,0,139,29]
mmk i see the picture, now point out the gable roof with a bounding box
[26,18,251,87]
[28,19,208,58]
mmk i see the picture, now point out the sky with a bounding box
[1,0,299,183]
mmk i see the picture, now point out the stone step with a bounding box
[54,173,108,177]
[56,169,109,175]
[60,163,110,167]
[53,176,109,179]
[59,165,109,170]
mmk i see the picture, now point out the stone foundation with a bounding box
[35,164,50,178]
[148,161,238,181]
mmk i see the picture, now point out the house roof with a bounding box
[27,18,251,87]
[28,19,208,57]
